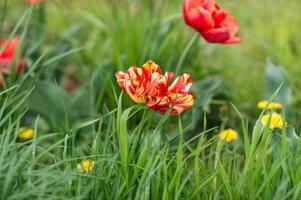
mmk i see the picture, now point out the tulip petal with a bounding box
[183,0,216,13]
[185,8,215,32]
[183,0,203,11]
[223,36,242,44]
[148,73,168,97]
[213,9,227,25]
[202,0,216,13]
[221,17,242,44]
[165,71,174,84]
[169,73,192,94]
[223,16,240,36]
[201,28,230,43]
[0,37,19,74]
[27,0,42,4]
[0,37,19,60]
[115,71,126,90]
[146,96,171,114]
[142,60,161,74]
[170,94,194,115]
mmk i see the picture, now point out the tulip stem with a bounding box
[174,33,198,77]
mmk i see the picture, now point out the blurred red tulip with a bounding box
[183,0,241,44]
[17,60,28,74]
[0,37,19,75]
[27,0,42,4]
[116,60,194,115]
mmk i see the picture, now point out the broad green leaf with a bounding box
[265,59,292,119]
[27,81,70,129]
[191,76,232,129]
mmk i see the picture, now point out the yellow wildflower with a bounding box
[261,112,285,129]
[219,129,238,142]
[77,160,95,173]
[219,105,229,113]
[19,127,34,140]
[257,100,282,110]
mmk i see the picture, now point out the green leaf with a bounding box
[191,76,232,128]
[27,81,70,129]
[265,59,292,119]
[192,76,231,112]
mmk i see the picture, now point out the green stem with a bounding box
[174,33,198,76]
[0,0,8,39]
[213,140,223,193]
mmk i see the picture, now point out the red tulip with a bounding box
[116,60,194,115]
[183,0,241,44]
[0,37,19,75]
[27,0,42,4]
[0,37,28,86]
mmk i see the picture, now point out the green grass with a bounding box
[1,0,301,199]
[1,89,301,199]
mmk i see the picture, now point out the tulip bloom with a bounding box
[183,0,241,44]
[116,60,194,115]
[0,37,27,86]
[27,0,42,4]
[0,37,19,75]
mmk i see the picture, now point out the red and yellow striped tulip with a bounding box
[116,60,194,115]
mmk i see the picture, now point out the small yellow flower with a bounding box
[257,100,282,110]
[219,129,238,142]
[261,112,285,129]
[19,127,34,140]
[219,105,229,113]
[77,160,95,173]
